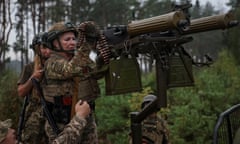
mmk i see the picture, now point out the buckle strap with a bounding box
[54,96,72,106]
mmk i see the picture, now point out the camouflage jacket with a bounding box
[142,115,170,144]
[52,115,87,144]
[43,43,96,102]
[0,116,86,144]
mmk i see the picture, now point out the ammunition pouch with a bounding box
[42,82,74,100]
[54,96,72,106]
[46,96,72,125]
[77,78,100,101]
[105,56,142,95]
[167,49,194,88]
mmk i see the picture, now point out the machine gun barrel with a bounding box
[103,11,189,45]
[182,12,239,35]
[127,11,188,37]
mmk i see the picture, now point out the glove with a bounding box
[78,21,100,48]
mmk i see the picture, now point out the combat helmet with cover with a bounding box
[47,21,78,52]
[141,94,157,109]
[30,32,49,51]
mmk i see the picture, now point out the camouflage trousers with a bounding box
[45,112,98,144]
[21,102,48,144]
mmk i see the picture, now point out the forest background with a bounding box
[1,0,240,143]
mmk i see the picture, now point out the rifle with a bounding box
[17,94,29,144]
[31,78,61,135]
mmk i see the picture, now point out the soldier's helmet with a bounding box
[0,119,12,142]
[47,21,78,50]
[141,94,157,109]
[30,32,49,51]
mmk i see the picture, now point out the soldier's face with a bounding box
[58,32,77,51]
[40,45,51,59]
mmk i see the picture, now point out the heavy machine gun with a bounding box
[89,3,239,144]
[100,11,238,103]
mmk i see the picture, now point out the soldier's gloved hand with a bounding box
[78,21,100,51]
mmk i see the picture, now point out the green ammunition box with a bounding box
[105,57,142,95]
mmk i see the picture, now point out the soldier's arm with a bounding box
[17,63,43,97]
[45,43,96,79]
[52,100,90,144]
[18,70,44,97]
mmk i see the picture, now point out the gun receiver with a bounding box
[103,10,189,45]
[182,12,239,35]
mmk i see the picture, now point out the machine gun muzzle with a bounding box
[182,12,239,35]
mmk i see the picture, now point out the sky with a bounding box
[7,0,232,61]
[191,0,230,12]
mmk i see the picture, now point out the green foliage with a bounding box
[129,87,154,112]
[96,79,131,144]
[226,0,240,64]
[95,72,160,143]
[0,70,22,129]
[139,0,173,18]
[168,50,240,143]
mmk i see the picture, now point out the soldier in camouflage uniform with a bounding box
[0,99,91,144]
[17,32,51,144]
[141,94,170,144]
[129,94,170,144]
[73,21,110,144]
[0,119,16,144]
[43,21,101,143]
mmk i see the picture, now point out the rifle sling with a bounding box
[31,78,61,135]
[17,94,29,144]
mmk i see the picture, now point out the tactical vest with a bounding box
[42,79,74,103]
[42,78,73,124]
[75,77,100,102]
